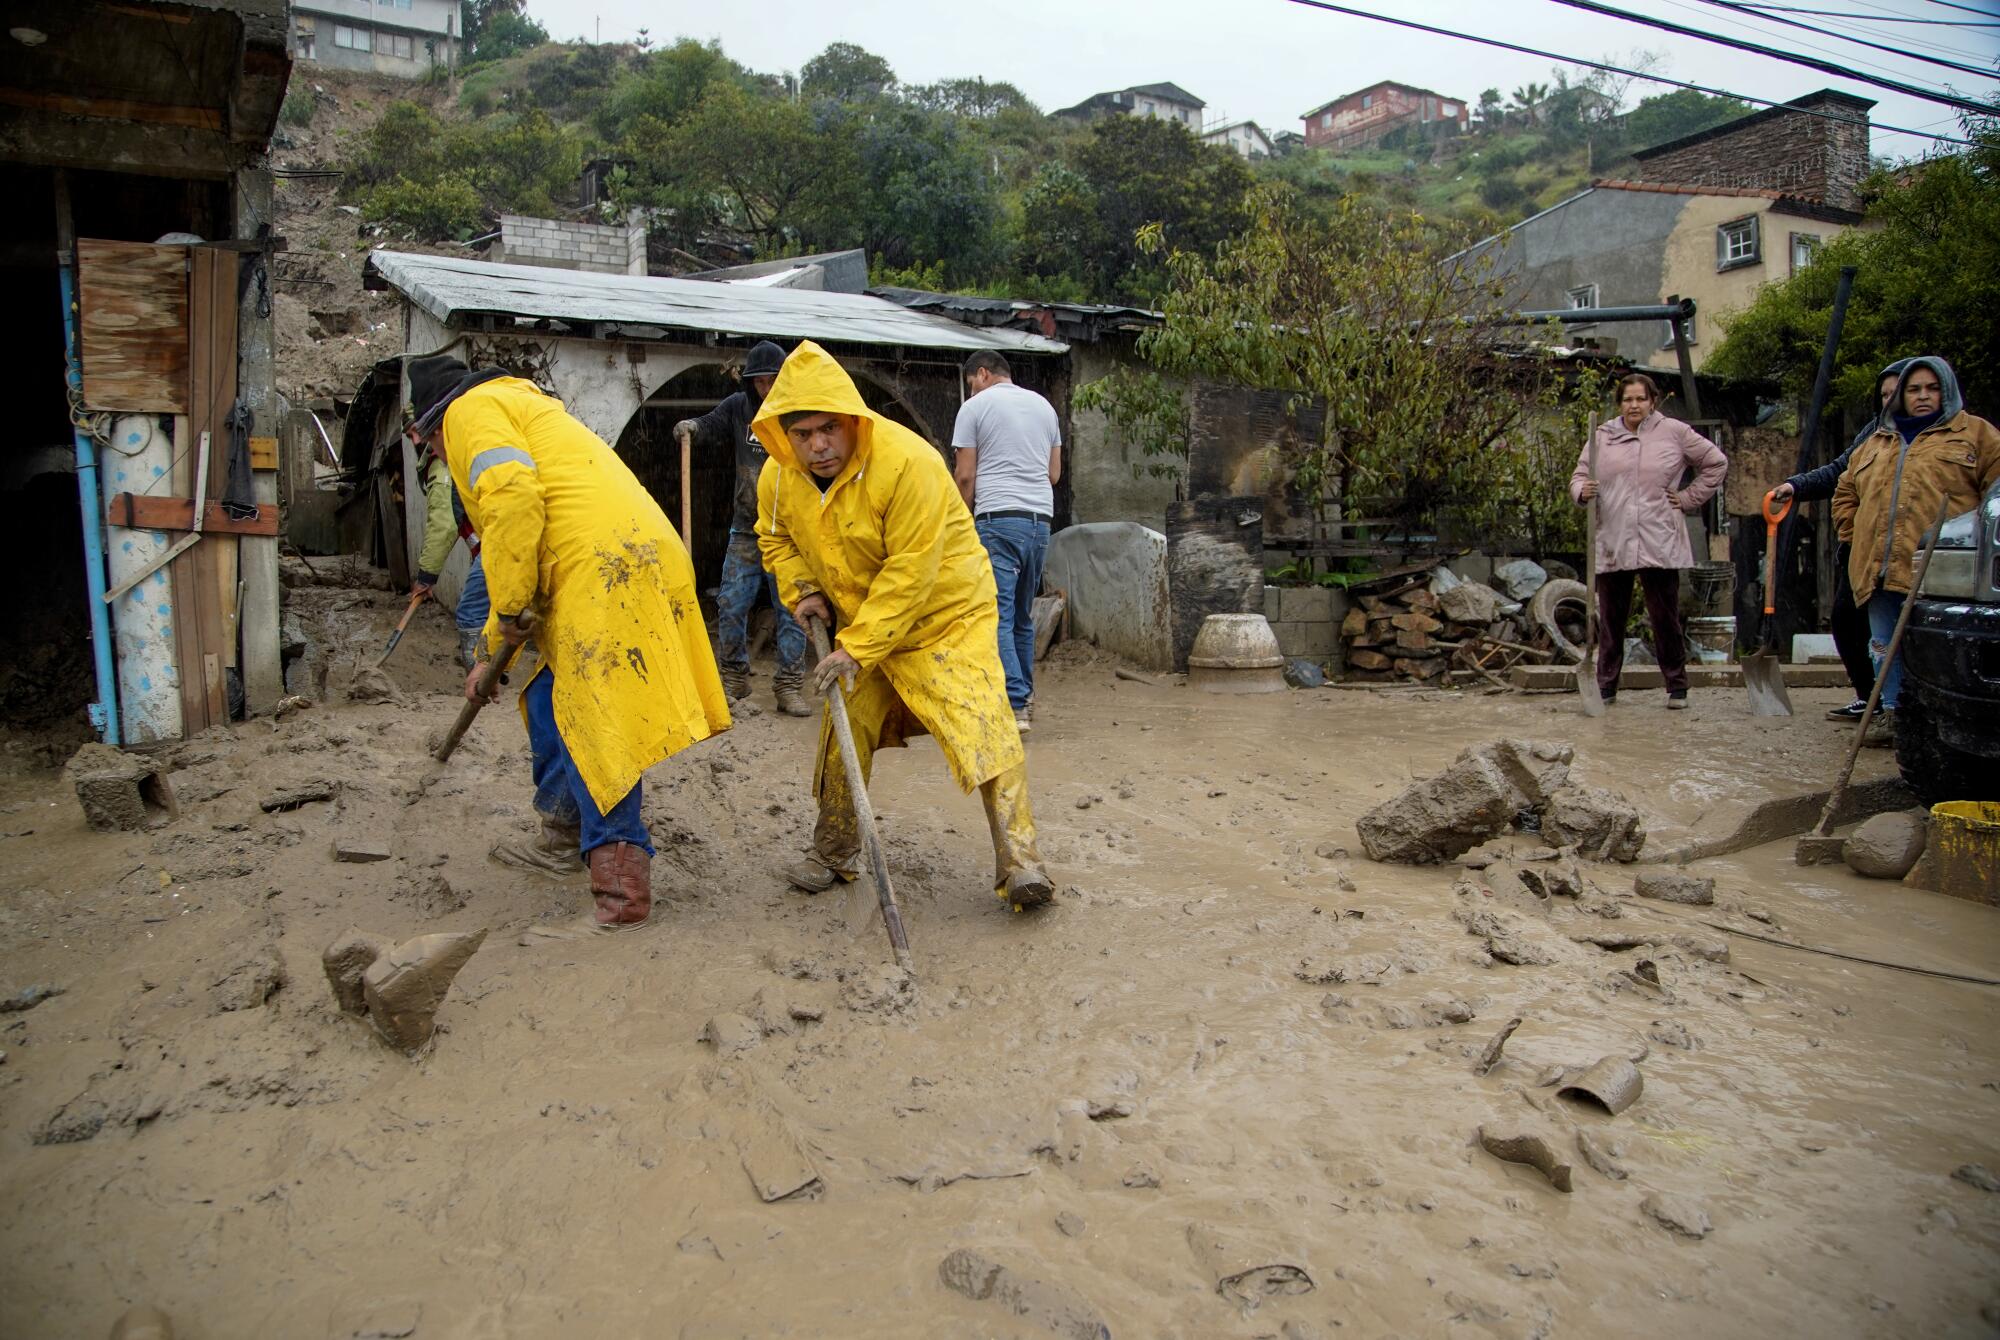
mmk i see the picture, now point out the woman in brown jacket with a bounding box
[1832,356,2000,714]
[1571,372,1729,709]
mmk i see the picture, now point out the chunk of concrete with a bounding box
[938,1248,1111,1339]
[1541,783,1646,862]
[322,928,391,1014]
[1356,739,1574,864]
[65,743,176,832]
[1845,810,1928,880]
[1633,871,1715,905]
[334,839,393,864]
[1439,581,1500,627]
[1641,1192,1712,1239]
[361,929,488,1052]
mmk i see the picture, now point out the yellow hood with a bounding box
[750,340,880,474]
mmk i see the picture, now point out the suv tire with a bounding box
[1894,678,1998,806]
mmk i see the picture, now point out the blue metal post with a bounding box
[55,176,120,744]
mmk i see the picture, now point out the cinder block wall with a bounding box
[1263,584,1349,674]
[497,214,646,276]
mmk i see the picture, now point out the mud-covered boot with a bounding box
[490,818,584,877]
[784,857,854,894]
[589,842,652,927]
[721,666,751,701]
[998,866,1055,912]
[773,667,815,718]
[457,629,481,671]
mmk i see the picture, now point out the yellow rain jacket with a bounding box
[441,376,730,812]
[752,342,1021,792]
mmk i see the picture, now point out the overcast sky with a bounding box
[526,0,1998,161]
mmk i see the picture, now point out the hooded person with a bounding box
[1833,355,2000,721]
[407,353,732,931]
[1772,357,1914,719]
[673,341,812,718]
[751,341,1055,912]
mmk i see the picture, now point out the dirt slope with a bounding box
[1,590,1996,1338]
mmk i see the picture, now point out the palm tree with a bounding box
[1508,82,1550,126]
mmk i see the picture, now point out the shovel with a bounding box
[433,611,534,763]
[1577,439,1605,717]
[1744,490,1795,717]
[374,591,426,669]
[804,614,915,976]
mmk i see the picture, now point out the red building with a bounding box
[1300,81,1469,151]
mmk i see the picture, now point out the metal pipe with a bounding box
[54,171,120,745]
[1496,300,1696,328]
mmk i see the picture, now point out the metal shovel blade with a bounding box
[1742,648,1793,717]
[1577,656,1605,716]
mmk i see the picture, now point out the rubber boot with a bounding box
[490,818,585,878]
[589,842,652,927]
[784,857,854,894]
[721,666,750,701]
[773,666,815,718]
[457,629,481,671]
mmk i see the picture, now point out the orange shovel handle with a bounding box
[1760,489,1793,618]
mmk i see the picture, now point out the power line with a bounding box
[1734,0,1995,60]
[1694,0,2000,77]
[1923,0,2000,18]
[1738,3,2000,22]
[1542,0,1999,112]
[1276,0,1978,144]
[1658,0,1971,85]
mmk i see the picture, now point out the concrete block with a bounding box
[1282,585,1333,624]
[1297,620,1338,656]
[1264,585,1282,622]
[1271,621,1302,657]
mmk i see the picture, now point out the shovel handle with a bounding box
[1762,489,1793,529]
[1760,490,1793,617]
[433,611,535,763]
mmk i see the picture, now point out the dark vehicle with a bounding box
[1896,481,2000,804]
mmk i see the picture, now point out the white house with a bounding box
[1202,119,1274,160]
[292,0,460,76]
[1054,82,1206,131]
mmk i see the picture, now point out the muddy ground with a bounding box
[2,584,1997,1339]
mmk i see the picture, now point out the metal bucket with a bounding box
[1687,562,1736,617]
[1932,801,2000,905]
[1685,615,1736,664]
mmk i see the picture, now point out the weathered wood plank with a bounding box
[105,494,279,536]
[78,240,188,412]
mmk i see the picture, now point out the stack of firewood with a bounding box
[1339,575,1560,686]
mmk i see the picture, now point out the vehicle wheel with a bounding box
[1895,680,1999,805]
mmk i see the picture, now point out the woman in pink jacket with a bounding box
[1571,372,1729,709]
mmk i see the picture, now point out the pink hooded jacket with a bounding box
[1569,411,1728,573]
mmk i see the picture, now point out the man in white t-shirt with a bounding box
[951,352,1062,733]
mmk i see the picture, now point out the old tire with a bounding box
[1895,680,1999,806]
[1531,578,1590,664]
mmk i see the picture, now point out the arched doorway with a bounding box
[613,360,939,603]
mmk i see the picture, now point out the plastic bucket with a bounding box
[1932,801,2000,905]
[1685,615,1736,664]
[1688,562,1736,617]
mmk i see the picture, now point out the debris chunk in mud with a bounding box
[1649,1020,1698,1050]
[1953,1163,2000,1193]
[701,1012,764,1057]
[1055,1211,1087,1237]
[1633,871,1715,905]
[1576,1130,1628,1180]
[1355,739,1574,864]
[1556,1055,1644,1115]
[65,743,177,832]
[345,665,400,703]
[1640,1192,1712,1238]
[1477,1125,1574,1192]
[360,928,488,1052]
[334,839,393,864]
[841,964,915,1017]
[1454,900,1561,967]
[1186,1221,1315,1310]
[0,984,63,1013]
[1473,1016,1524,1075]
[322,929,390,1014]
[32,1098,108,1146]
[1845,811,1928,880]
[1122,1164,1162,1189]
[261,780,336,813]
[1539,784,1646,862]
[108,1304,175,1340]
[209,942,288,1013]
[937,1248,1111,1340]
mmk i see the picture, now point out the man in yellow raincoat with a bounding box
[752,341,1054,912]
[408,354,731,929]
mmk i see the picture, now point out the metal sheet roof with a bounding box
[366,251,1068,355]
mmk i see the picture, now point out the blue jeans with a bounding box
[523,667,651,857]
[1866,590,1907,710]
[976,515,1050,712]
[454,552,489,633]
[716,533,805,677]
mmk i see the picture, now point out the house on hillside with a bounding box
[1301,82,1469,151]
[1202,120,1275,160]
[1461,89,1876,374]
[292,0,460,76]
[1054,82,1205,130]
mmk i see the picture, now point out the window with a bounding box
[378,0,413,7]
[1142,100,1156,114]
[332,24,366,49]
[1661,312,1698,348]
[378,30,414,58]
[295,14,315,59]
[1790,232,1822,275]
[1321,112,1332,128]
[1441,102,1458,117]
[1716,215,1761,270]
[1361,94,1373,109]
[1566,284,1599,311]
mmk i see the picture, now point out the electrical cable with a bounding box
[1541,0,2000,112]
[1924,0,2000,19]
[1278,0,1980,145]
[1735,4,1999,23]
[1695,0,2000,77]
[1657,0,1972,86]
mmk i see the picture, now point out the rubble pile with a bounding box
[1339,560,1584,686]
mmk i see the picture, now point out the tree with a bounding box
[800,42,895,103]
[1476,88,1504,133]
[905,78,1038,120]
[1020,116,1255,302]
[1623,89,1753,152]
[465,4,546,64]
[858,104,1005,281]
[1110,188,1589,538]
[596,39,759,140]
[1508,83,1550,125]
[1708,123,2000,408]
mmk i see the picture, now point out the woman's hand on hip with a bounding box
[1577,479,1599,502]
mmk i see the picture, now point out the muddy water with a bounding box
[1,598,1996,1338]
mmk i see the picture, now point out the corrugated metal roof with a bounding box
[366,251,1068,355]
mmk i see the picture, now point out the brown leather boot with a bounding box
[773,667,815,718]
[588,842,652,927]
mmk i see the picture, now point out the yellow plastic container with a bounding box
[1932,801,2000,906]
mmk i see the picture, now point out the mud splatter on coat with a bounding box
[441,376,729,811]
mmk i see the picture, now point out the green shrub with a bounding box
[280,86,315,129]
[364,173,485,238]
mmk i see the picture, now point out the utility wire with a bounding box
[1738,3,2000,22]
[1924,0,2000,18]
[1542,0,2000,112]
[1658,0,1969,86]
[1278,0,1979,144]
[1695,0,2000,77]
[1725,0,1992,61]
